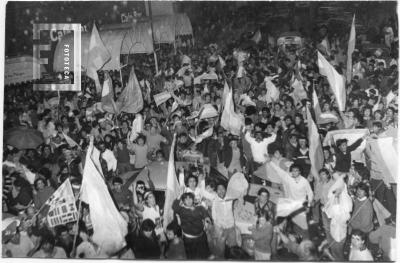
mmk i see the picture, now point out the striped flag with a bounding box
[317,51,346,111]
[346,15,356,83]
[163,133,180,229]
[80,139,128,255]
[87,23,111,94]
[306,107,324,179]
[40,179,78,228]
[117,66,144,114]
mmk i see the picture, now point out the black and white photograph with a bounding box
[1,0,398,261]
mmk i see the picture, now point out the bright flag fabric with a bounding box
[163,134,180,229]
[42,179,78,227]
[313,89,339,124]
[372,199,391,226]
[87,23,111,94]
[101,74,118,114]
[129,113,144,142]
[306,107,324,179]
[365,137,397,185]
[80,140,128,255]
[221,87,243,136]
[275,198,304,217]
[313,89,322,118]
[239,93,256,106]
[117,67,144,114]
[265,76,280,103]
[222,81,230,106]
[346,15,356,83]
[317,51,346,111]
[225,172,249,200]
[153,91,172,106]
[251,30,262,44]
[324,129,368,163]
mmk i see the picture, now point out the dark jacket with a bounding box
[222,144,246,168]
[334,138,363,172]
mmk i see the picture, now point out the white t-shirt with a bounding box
[142,205,160,224]
[349,247,373,261]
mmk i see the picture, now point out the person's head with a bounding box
[298,136,307,148]
[137,135,146,146]
[178,133,188,144]
[336,138,348,152]
[371,120,382,133]
[289,134,298,145]
[356,182,369,199]
[140,219,155,239]
[229,137,238,148]
[290,164,301,178]
[274,103,281,111]
[216,183,227,199]
[166,222,181,241]
[34,178,46,191]
[319,168,331,182]
[257,188,270,203]
[351,229,368,250]
[254,131,263,142]
[41,234,56,254]
[181,192,195,207]
[155,150,165,161]
[185,175,198,190]
[144,191,156,207]
[112,177,123,192]
[56,225,70,242]
[265,122,275,134]
[374,110,382,120]
[136,180,146,194]
[97,141,106,152]
[256,210,270,227]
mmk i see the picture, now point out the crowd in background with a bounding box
[2,2,399,261]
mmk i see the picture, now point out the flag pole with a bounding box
[71,198,83,257]
[148,1,159,74]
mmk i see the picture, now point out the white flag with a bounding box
[163,134,180,229]
[318,51,346,111]
[80,140,128,256]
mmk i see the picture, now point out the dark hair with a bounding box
[166,222,182,237]
[319,168,331,179]
[351,229,367,243]
[356,182,370,198]
[336,138,348,147]
[257,188,270,197]
[289,164,301,172]
[112,177,123,185]
[185,175,198,187]
[34,178,47,189]
[141,219,156,233]
[372,121,382,129]
[55,225,68,236]
[181,192,195,202]
[41,233,56,247]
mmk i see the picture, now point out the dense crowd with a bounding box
[2,4,398,261]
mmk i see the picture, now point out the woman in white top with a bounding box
[349,229,374,261]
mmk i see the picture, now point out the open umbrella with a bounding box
[4,126,44,149]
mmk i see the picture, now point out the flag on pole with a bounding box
[62,132,80,149]
[194,126,214,144]
[153,91,172,106]
[163,133,180,229]
[317,51,346,111]
[87,22,111,94]
[101,73,118,114]
[80,139,128,255]
[117,66,144,114]
[40,179,79,227]
[312,88,322,118]
[346,15,356,83]
[221,83,243,136]
[306,107,324,179]
[251,30,262,44]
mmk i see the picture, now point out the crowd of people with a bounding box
[2,3,398,261]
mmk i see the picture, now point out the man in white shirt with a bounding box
[244,130,276,169]
[273,163,313,239]
[211,183,238,259]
